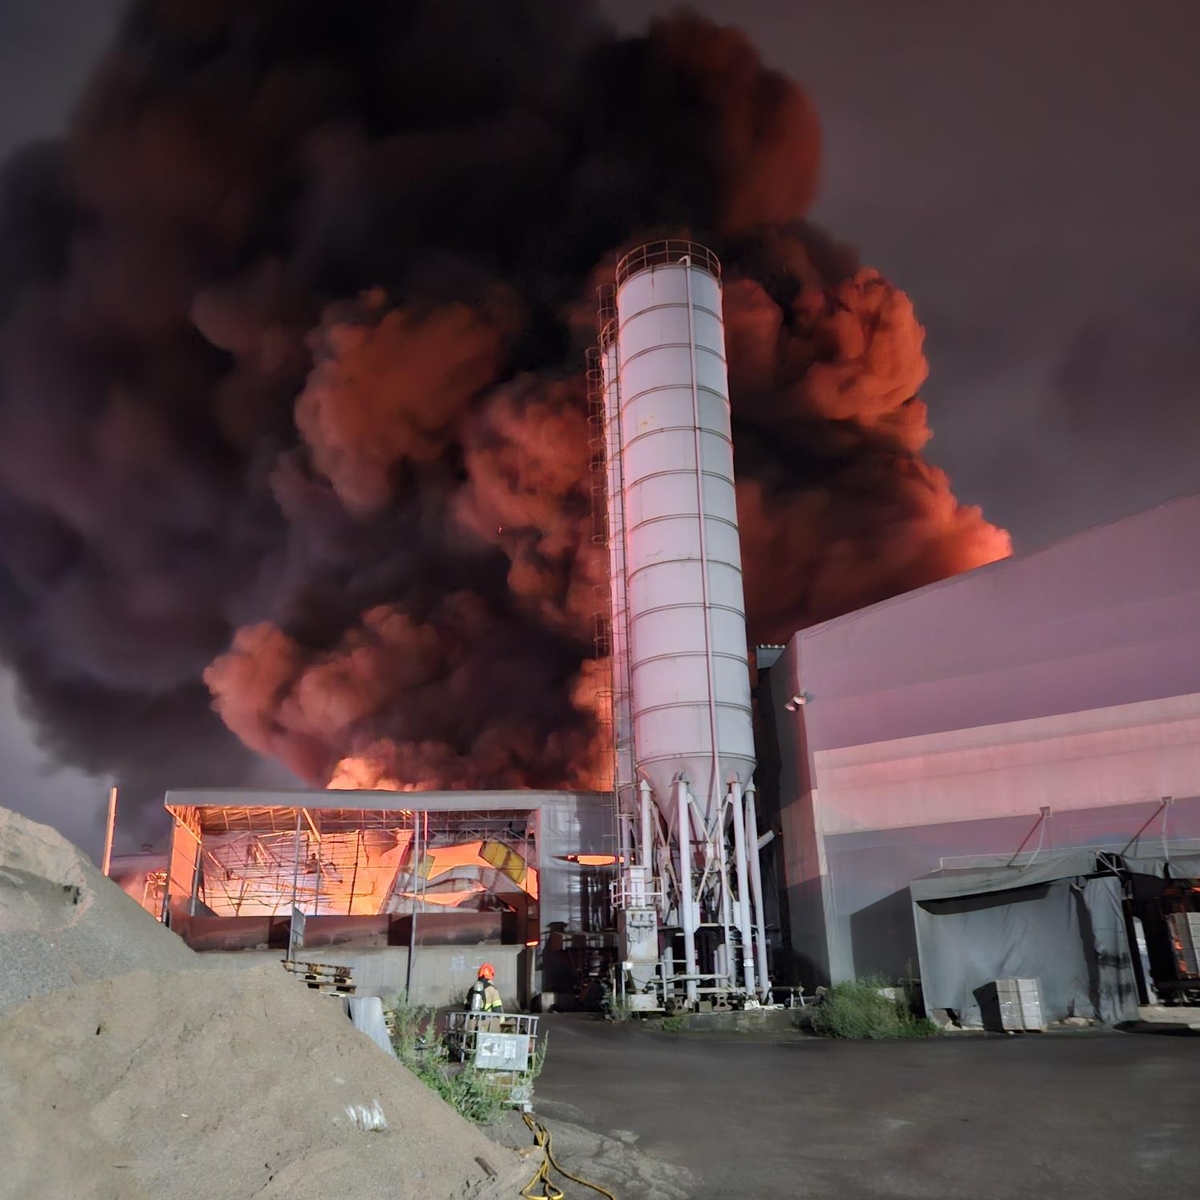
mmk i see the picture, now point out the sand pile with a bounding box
[0,809,525,1199]
[0,808,196,1015]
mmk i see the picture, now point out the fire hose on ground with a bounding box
[519,1113,618,1200]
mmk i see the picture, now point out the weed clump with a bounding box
[811,976,937,1040]
[386,1001,531,1125]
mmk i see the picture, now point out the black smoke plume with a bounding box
[0,1,1009,811]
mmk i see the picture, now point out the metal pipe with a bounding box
[682,255,723,827]
[159,824,176,926]
[405,808,421,1002]
[728,781,756,995]
[101,783,118,877]
[694,801,722,904]
[188,840,202,918]
[347,827,362,916]
[745,781,770,998]
[289,807,303,920]
[711,791,735,982]
[683,255,734,992]
[604,313,637,867]
[676,777,699,1006]
[618,810,632,881]
[1120,796,1173,857]
[638,778,654,878]
[1006,807,1050,867]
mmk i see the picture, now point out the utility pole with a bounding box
[101,783,118,877]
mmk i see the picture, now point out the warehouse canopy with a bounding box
[1117,850,1200,880]
[911,843,1200,905]
[910,850,1101,902]
[911,851,1138,1027]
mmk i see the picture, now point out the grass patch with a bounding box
[811,976,937,1040]
[601,983,631,1023]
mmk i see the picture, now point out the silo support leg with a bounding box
[746,781,771,998]
[675,777,699,1007]
[729,781,757,996]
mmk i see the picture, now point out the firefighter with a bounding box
[466,962,503,1013]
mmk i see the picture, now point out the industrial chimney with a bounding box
[596,241,770,1011]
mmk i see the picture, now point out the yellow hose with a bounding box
[519,1113,619,1200]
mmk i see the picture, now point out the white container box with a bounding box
[991,978,1045,1031]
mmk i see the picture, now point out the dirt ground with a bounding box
[529,1014,1200,1200]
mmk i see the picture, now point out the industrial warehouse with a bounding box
[119,243,1200,1030]
[756,489,1200,1026]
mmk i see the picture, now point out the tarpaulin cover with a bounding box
[1120,852,1200,881]
[913,870,1138,1026]
[346,996,396,1057]
[909,851,1100,902]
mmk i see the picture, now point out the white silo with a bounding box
[599,241,770,1008]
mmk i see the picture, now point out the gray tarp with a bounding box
[912,866,1139,1027]
[1120,852,1200,881]
[346,995,396,1057]
[910,850,1099,902]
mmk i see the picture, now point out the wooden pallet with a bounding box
[281,958,356,995]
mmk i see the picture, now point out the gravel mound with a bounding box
[0,965,521,1199]
[0,808,196,1015]
[0,808,526,1198]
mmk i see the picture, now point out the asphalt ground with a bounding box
[531,1016,1200,1200]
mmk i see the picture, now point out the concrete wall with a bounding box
[205,944,530,1009]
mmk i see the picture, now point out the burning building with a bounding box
[159,787,614,1005]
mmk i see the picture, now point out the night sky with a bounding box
[2,0,1198,855]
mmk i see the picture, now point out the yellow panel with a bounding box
[480,839,527,886]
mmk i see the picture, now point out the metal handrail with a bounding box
[615,240,722,288]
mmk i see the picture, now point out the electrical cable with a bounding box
[519,1113,619,1200]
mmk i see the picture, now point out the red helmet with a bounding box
[478,963,495,981]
